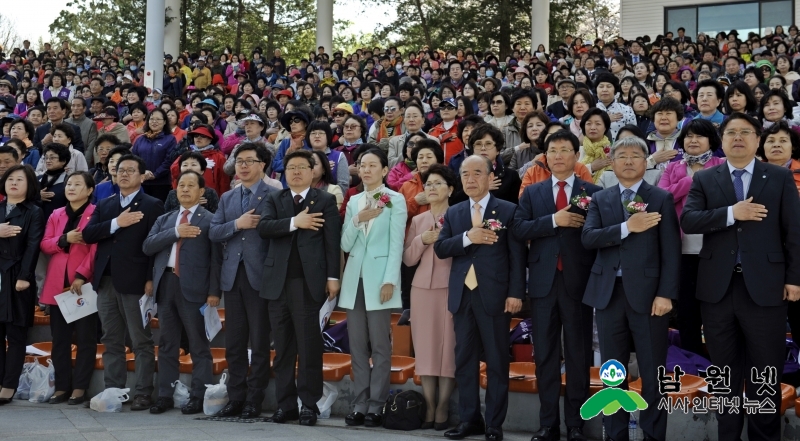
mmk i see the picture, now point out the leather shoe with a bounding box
[68,395,86,406]
[0,396,13,405]
[215,400,245,417]
[130,394,153,411]
[397,309,411,325]
[445,422,485,439]
[345,411,365,426]
[568,427,588,441]
[240,401,262,419]
[531,426,560,441]
[299,406,317,426]
[271,407,299,423]
[486,427,503,441]
[149,397,174,414]
[364,412,382,427]
[49,393,70,404]
[181,397,204,415]
[434,421,450,431]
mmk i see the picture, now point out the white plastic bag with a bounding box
[172,380,190,408]
[14,362,35,400]
[28,359,55,403]
[298,381,338,419]
[90,387,130,412]
[203,373,228,415]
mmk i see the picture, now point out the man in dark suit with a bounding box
[209,142,276,419]
[512,131,600,441]
[83,154,165,411]
[681,113,800,440]
[625,41,646,66]
[581,136,681,441]
[33,97,85,153]
[142,171,222,415]
[545,79,575,120]
[676,27,692,44]
[434,155,527,441]
[257,150,341,426]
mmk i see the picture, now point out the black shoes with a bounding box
[435,421,451,431]
[215,400,245,417]
[568,426,588,441]
[345,411,365,426]
[149,397,174,414]
[486,427,503,441]
[299,406,317,426]
[130,394,153,411]
[68,395,86,405]
[181,397,204,415]
[271,407,300,423]
[531,426,560,441]
[445,422,486,439]
[364,412,382,427]
[240,401,262,419]
[397,309,411,326]
[49,393,69,404]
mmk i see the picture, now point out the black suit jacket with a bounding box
[546,101,567,120]
[513,177,602,299]
[83,190,165,294]
[33,121,85,153]
[434,194,527,315]
[257,188,341,302]
[581,181,681,314]
[681,161,800,306]
[0,200,44,327]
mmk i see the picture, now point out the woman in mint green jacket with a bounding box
[340,146,407,427]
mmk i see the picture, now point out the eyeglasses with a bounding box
[343,124,360,130]
[44,155,61,162]
[332,111,347,117]
[149,118,165,122]
[473,141,496,150]
[722,129,756,137]
[383,106,398,112]
[407,141,418,148]
[234,159,263,166]
[423,181,446,189]
[286,165,311,172]
[117,167,139,175]
[309,131,327,137]
[440,105,455,110]
[491,100,505,105]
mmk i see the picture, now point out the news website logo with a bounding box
[580,359,647,420]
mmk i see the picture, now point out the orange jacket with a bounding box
[789,159,800,195]
[519,154,593,198]
[428,122,464,165]
[399,172,428,232]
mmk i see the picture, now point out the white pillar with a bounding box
[531,0,550,52]
[316,0,333,55]
[144,0,166,93]
[164,0,181,60]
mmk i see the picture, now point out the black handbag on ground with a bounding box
[381,390,427,430]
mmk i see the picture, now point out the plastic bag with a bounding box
[14,362,35,400]
[203,373,228,415]
[90,387,130,412]
[28,359,55,403]
[172,380,190,408]
[309,381,338,419]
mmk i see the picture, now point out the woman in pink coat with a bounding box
[657,119,724,358]
[39,171,98,405]
[401,164,457,430]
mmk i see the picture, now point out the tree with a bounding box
[48,0,149,55]
[0,13,23,52]
[576,0,620,43]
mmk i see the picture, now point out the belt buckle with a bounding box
[733,264,742,273]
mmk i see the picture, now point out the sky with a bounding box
[2,0,395,47]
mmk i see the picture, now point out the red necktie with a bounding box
[174,209,190,276]
[556,182,567,271]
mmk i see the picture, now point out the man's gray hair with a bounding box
[610,136,649,158]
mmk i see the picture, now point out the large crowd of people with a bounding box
[1,24,800,441]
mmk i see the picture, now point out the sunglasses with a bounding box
[290,117,305,124]
[440,104,456,110]
[332,111,347,117]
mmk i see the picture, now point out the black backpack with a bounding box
[381,390,427,431]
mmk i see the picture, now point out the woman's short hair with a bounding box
[664,81,692,105]
[757,120,800,159]
[178,151,208,172]
[10,119,35,141]
[677,119,722,152]
[0,164,39,199]
[50,122,76,142]
[411,139,444,164]
[43,143,71,163]
[566,89,596,117]
[67,171,96,190]
[579,107,611,135]
[520,110,550,144]
[724,81,758,114]
[458,115,484,146]
[489,91,512,115]
[467,123,505,151]
[306,120,333,146]
[421,163,457,188]
[649,96,685,120]
[758,89,794,121]
[343,114,368,141]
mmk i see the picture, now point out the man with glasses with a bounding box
[210,142,277,419]
[547,79,576,119]
[257,150,341,426]
[582,136,680,441]
[682,113,800,441]
[83,154,165,411]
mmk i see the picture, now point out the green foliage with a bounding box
[49,0,148,55]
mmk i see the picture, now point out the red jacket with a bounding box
[40,204,98,305]
[169,148,231,195]
[428,122,464,165]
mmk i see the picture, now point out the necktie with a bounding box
[174,209,190,276]
[621,188,635,220]
[556,182,568,271]
[732,169,745,264]
[241,187,251,213]
[294,194,303,206]
[465,202,482,290]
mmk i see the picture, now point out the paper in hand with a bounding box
[139,294,156,328]
[318,297,337,332]
[204,305,222,341]
[54,283,98,324]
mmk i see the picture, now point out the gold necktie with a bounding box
[465,202,482,290]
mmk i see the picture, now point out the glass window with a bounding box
[667,8,697,40]
[698,3,759,37]
[761,0,792,34]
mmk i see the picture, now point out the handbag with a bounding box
[381,390,427,431]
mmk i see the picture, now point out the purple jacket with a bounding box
[658,156,726,225]
[132,132,178,185]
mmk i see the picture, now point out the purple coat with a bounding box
[658,156,726,225]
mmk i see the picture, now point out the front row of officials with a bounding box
[46,112,800,441]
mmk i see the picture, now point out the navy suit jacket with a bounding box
[513,177,602,299]
[434,194,527,316]
[581,181,681,314]
[33,121,85,153]
[681,161,800,306]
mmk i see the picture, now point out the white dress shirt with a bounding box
[725,159,755,226]
[288,187,311,232]
[110,189,141,234]
[462,192,492,247]
[550,174,575,228]
[168,204,199,267]
[618,179,644,276]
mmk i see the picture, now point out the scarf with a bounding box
[40,167,66,190]
[682,149,713,167]
[582,136,611,184]
[377,115,404,142]
[360,100,370,113]
[289,131,305,150]
[63,201,89,237]
[404,159,417,171]
[144,130,161,140]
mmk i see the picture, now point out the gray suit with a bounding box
[209,181,275,403]
[143,205,221,399]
